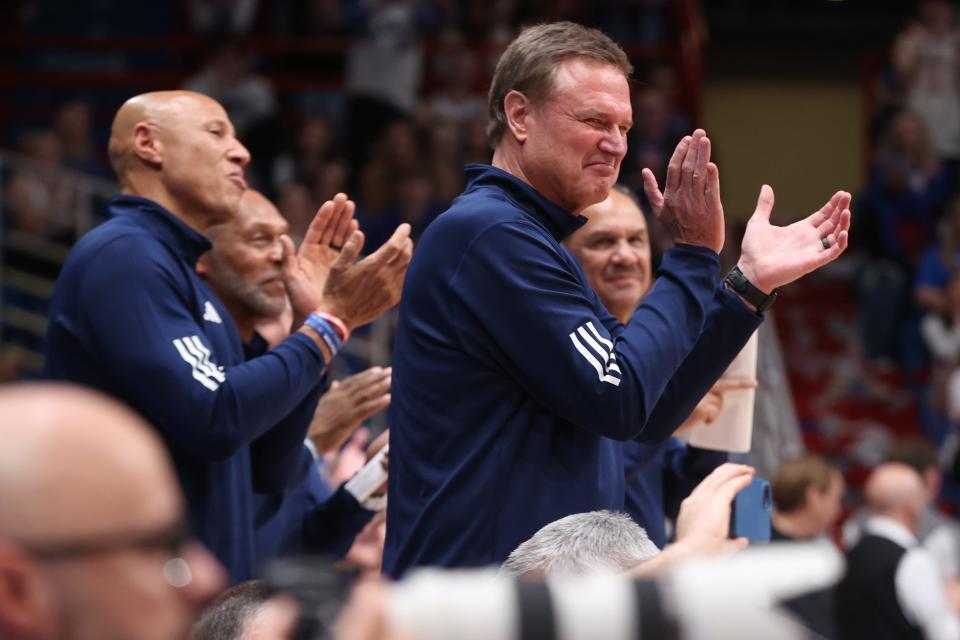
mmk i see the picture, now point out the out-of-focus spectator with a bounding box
[501,464,757,580]
[893,0,960,164]
[921,271,960,420]
[277,181,316,242]
[188,0,259,37]
[848,439,960,579]
[53,100,110,178]
[425,42,485,127]
[462,111,492,164]
[860,110,952,266]
[315,159,351,205]
[856,110,952,366]
[6,130,79,238]
[771,453,844,542]
[272,116,337,193]
[837,462,960,640]
[344,0,440,180]
[770,454,844,639]
[283,0,348,36]
[358,119,419,215]
[620,85,688,200]
[499,511,661,578]
[425,118,464,204]
[0,383,225,640]
[917,198,960,316]
[183,42,278,141]
[193,579,270,640]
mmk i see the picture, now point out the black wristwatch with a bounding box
[723,265,778,312]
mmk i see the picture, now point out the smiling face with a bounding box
[199,190,289,333]
[154,93,251,225]
[566,189,651,324]
[520,58,632,213]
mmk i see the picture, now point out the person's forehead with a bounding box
[548,58,631,113]
[585,193,646,233]
[236,196,289,234]
[165,94,232,129]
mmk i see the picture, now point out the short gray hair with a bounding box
[500,511,660,577]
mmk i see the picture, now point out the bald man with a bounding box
[837,463,960,640]
[44,91,411,582]
[0,383,224,640]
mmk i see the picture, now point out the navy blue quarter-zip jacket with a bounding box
[44,195,326,582]
[384,165,762,577]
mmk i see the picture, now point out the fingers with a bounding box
[357,394,392,421]
[641,168,664,214]
[695,462,754,494]
[303,195,340,248]
[367,429,389,459]
[342,366,391,392]
[332,198,357,247]
[665,135,692,195]
[681,131,702,189]
[807,190,842,228]
[722,537,750,554]
[751,185,775,224]
[692,133,711,191]
[279,234,298,280]
[817,207,852,264]
[704,162,722,217]
[347,426,371,452]
[368,223,413,266]
[711,377,758,393]
[332,229,365,270]
[809,190,851,229]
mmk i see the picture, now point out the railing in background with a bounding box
[0,150,115,376]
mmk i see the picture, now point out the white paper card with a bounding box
[679,331,758,453]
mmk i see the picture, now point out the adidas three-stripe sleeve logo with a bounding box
[569,321,621,387]
[173,336,226,391]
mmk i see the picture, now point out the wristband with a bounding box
[314,311,350,343]
[304,313,343,356]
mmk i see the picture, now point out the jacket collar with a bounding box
[109,195,212,266]
[463,164,588,242]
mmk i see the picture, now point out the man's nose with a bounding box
[598,128,627,159]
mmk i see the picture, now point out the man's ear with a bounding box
[0,543,49,638]
[503,90,531,144]
[196,252,210,277]
[131,122,163,167]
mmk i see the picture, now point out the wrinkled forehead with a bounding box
[548,58,631,107]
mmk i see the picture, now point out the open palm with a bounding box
[737,186,852,293]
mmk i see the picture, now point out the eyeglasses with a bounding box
[18,519,197,588]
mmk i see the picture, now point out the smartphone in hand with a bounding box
[730,476,772,543]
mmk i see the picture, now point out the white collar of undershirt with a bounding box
[864,515,919,549]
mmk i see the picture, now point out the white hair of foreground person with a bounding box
[385,540,844,640]
[499,510,661,577]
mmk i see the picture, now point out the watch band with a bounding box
[723,265,778,312]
